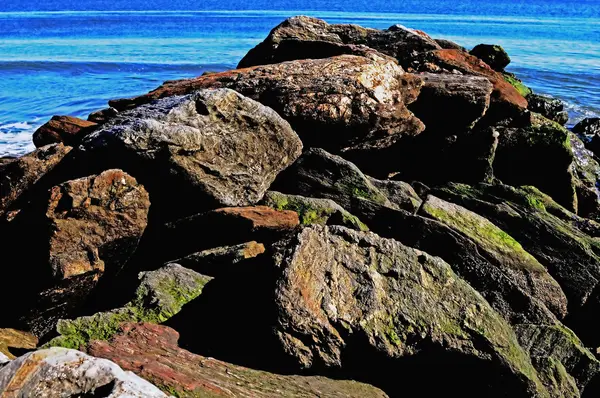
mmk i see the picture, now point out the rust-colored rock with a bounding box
[46,169,150,279]
[0,329,38,360]
[86,322,389,398]
[32,116,97,148]
[109,54,424,154]
[0,143,71,218]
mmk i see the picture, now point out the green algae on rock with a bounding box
[47,264,212,349]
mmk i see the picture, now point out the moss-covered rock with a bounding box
[262,191,368,231]
[503,72,533,98]
[46,264,212,349]
[470,44,511,71]
[569,132,600,220]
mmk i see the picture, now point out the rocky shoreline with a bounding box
[2,15,600,397]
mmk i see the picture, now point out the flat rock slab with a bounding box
[87,322,390,398]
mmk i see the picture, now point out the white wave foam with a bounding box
[0,120,39,156]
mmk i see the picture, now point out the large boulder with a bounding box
[47,264,212,349]
[0,143,71,219]
[527,94,569,126]
[237,15,441,69]
[46,169,150,280]
[83,89,303,219]
[87,322,389,398]
[469,44,511,72]
[271,225,548,396]
[32,116,97,148]
[108,55,424,156]
[0,347,167,397]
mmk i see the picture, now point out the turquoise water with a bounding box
[0,1,599,155]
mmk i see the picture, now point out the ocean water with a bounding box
[0,1,599,156]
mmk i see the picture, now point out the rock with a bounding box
[0,353,9,366]
[569,132,600,220]
[47,264,212,349]
[46,169,150,279]
[272,225,548,396]
[168,241,266,277]
[493,114,577,211]
[87,322,389,398]
[84,89,302,219]
[431,183,600,347]
[109,55,424,157]
[161,206,299,261]
[503,72,533,98]
[32,116,97,147]
[470,44,511,71]
[237,16,441,69]
[87,107,118,124]
[347,198,599,393]
[410,72,493,131]
[261,191,368,231]
[420,194,567,319]
[0,143,71,218]
[366,178,423,212]
[0,329,37,359]
[434,38,466,51]
[573,117,600,137]
[272,148,421,213]
[0,347,167,397]
[415,49,528,115]
[527,94,569,125]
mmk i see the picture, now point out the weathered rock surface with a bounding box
[83,88,302,218]
[0,143,71,218]
[45,169,150,280]
[272,225,548,396]
[272,148,421,213]
[110,55,424,157]
[574,118,600,157]
[32,116,97,148]
[261,191,368,230]
[87,322,389,398]
[409,72,493,131]
[237,15,441,69]
[470,44,511,71]
[503,72,534,98]
[0,329,37,360]
[569,132,600,220]
[527,94,569,125]
[87,107,118,124]
[434,38,466,50]
[0,347,167,397]
[48,264,212,349]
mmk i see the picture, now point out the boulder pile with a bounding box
[2,16,600,397]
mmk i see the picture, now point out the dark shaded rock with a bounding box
[272,148,422,213]
[87,107,118,124]
[574,118,600,137]
[32,116,97,148]
[47,264,212,349]
[470,44,511,71]
[410,72,493,131]
[272,225,548,397]
[83,89,302,220]
[261,191,369,231]
[109,55,424,157]
[168,241,266,277]
[0,347,167,397]
[87,322,389,398]
[237,16,441,69]
[434,38,466,51]
[0,329,37,360]
[0,143,71,218]
[494,114,577,211]
[45,169,150,280]
[569,132,600,220]
[528,94,569,125]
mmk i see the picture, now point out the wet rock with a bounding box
[527,94,569,125]
[46,169,150,279]
[47,264,212,349]
[83,89,302,219]
[0,347,167,397]
[272,148,422,213]
[87,107,118,124]
[109,55,424,157]
[434,38,466,51]
[573,117,600,137]
[272,225,548,397]
[0,143,71,218]
[470,44,511,71]
[262,191,368,231]
[237,16,441,69]
[0,329,37,359]
[87,322,389,398]
[32,116,97,148]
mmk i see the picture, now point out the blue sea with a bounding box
[0,0,599,156]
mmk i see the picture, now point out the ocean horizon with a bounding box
[1,0,599,156]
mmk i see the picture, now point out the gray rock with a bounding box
[527,93,569,125]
